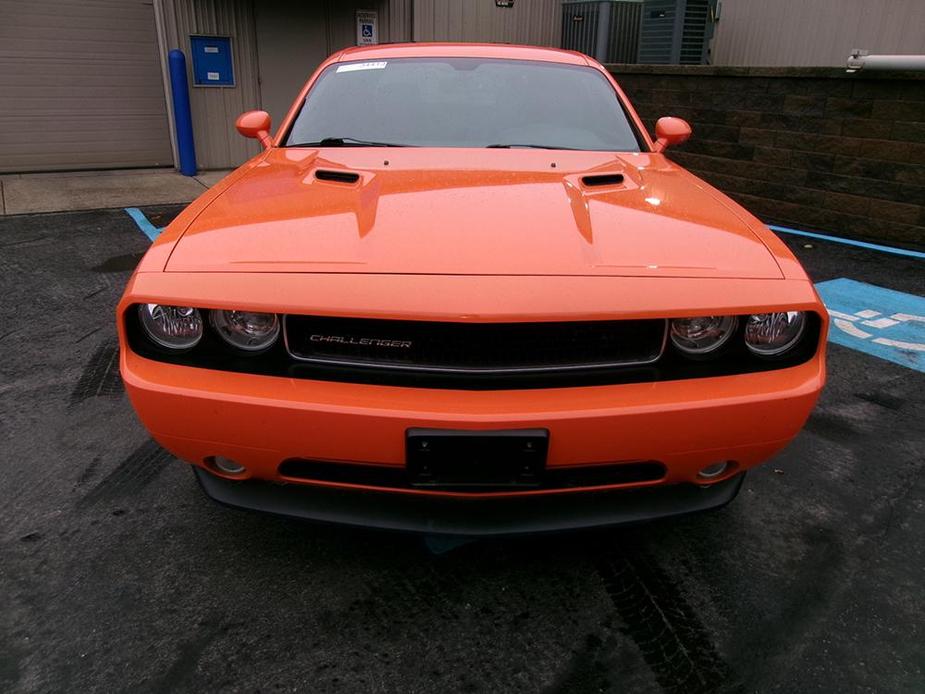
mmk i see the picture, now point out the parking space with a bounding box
[1,207,922,693]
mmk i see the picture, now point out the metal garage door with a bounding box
[0,0,173,173]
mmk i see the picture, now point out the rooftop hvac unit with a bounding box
[561,1,643,64]
[638,0,718,64]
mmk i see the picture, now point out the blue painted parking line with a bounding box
[769,224,925,260]
[124,207,164,242]
[816,278,925,373]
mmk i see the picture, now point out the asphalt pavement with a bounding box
[0,206,922,693]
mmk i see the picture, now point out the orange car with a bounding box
[118,44,826,535]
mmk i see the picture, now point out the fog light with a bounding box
[697,461,730,480]
[212,456,246,475]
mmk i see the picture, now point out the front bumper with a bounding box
[194,466,746,535]
[123,346,823,489]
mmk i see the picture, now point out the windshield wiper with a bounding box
[288,137,412,148]
[485,143,581,150]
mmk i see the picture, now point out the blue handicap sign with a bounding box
[815,278,925,373]
[361,23,373,38]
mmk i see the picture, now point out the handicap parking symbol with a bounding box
[815,278,925,373]
[361,23,373,38]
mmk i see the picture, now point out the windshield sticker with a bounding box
[336,61,387,73]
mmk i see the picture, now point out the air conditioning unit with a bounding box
[561,1,643,64]
[638,0,718,65]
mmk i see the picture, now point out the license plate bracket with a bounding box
[406,428,548,489]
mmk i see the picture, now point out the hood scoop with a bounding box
[581,173,624,187]
[315,169,360,184]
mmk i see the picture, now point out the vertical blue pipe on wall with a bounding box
[168,49,197,176]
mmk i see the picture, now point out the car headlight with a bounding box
[210,310,280,352]
[670,315,737,356]
[744,311,806,356]
[137,304,203,350]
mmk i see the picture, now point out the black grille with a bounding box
[284,316,666,375]
[126,306,821,390]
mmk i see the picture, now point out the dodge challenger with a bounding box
[118,43,827,535]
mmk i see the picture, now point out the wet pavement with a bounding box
[1,206,922,693]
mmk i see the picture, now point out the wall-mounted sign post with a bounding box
[356,10,378,46]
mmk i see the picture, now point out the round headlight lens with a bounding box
[210,310,280,352]
[137,304,203,350]
[744,311,806,356]
[670,315,737,355]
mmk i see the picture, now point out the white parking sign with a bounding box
[356,10,378,46]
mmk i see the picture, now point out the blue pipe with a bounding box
[168,49,197,176]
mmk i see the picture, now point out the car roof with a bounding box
[335,42,591,66]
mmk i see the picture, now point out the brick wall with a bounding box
[607,65,925,247]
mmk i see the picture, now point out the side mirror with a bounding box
[235,110,273,149]
[652,117,692,153]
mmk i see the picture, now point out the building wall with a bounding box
[253,1,329,130]
[710,0,925,67]
[159,0,401,170]
[609,65,925,245]
[158,0,263,169]
[256,0,402,130]
[153,0,569,170]
[405,0,562,46]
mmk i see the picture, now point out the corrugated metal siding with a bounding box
[388,0,414,41]
[256,1,403,130]
[711,0,925,67]
[160,0,262,169]
[254,1,328,130]
[411,0,562,46]
[0,0,173,173]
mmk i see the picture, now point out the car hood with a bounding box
[166,149,782,279]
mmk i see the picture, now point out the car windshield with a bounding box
[285,57,642,151]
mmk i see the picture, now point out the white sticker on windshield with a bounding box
[336,61,387,73]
